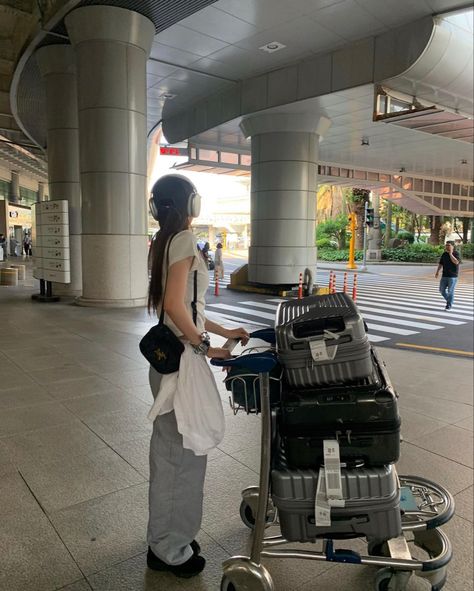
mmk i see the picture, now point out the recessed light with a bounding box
[399,167,406,173]
[259,41,286,53]
[161,93,176,100]
[361,137,370,146]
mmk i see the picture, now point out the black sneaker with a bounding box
[147,546,205,578]
[446,304,452,310]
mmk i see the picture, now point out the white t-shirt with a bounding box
[161,230,209,336]
[149,230,209,408]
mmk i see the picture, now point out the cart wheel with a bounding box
[239,499,274,530]
[375,568,410,591]
[240,499,256,529]
[220,576,236,591]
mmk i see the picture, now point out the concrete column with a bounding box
[240,113,330,285]
[36,45,82,295]
[38,182,45,202]
[10,171,19,203]
[66,6,155,307]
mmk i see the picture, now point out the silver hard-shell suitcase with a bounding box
[271,463,401,543]
[276,293,372,387]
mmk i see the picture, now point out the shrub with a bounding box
[460,243,474,259]
[381,247,440,263]
[316,237,336,249]
[396,230,415,244]
[318,248,363,261]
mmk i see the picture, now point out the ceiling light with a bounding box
[259,41,286,53]
[161,93,176,100]
[361,137,370,146]
[461,159,467,164]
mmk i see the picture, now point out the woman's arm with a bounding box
[163,257,232,358]
[205,318,250,345]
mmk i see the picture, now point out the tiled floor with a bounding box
[0,263,472,591]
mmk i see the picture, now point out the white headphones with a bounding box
[149,174,201,220]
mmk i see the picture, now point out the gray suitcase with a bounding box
[276,293,371,387]
[271,463,401,543]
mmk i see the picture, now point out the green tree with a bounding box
[316,214,349,249]
[348,188,370,249]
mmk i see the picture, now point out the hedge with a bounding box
[318,243,474,262]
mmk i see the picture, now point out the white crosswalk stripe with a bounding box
[203,268,473,346]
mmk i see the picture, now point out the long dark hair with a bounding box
[148,205,189,314]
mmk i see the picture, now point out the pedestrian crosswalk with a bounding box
[205,270,473,345]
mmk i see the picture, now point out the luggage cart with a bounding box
[211,330,454,591]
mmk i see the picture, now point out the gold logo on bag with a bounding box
[154,348,166,361]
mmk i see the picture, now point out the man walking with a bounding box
[435,241,461,310]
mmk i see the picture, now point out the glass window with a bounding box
[353,169,366,180]
[443,198,451,210]
[402,178,413,190]
[240,154,251,166]
[19,187,38,206]
[220,152,239,165]
[198,149,218,162]
[469,200,473,212]
[424,180,433,192]
[367,172,379,181]
[452,184,460,196]
[434,181,442,194]
[460,200,468,211]
[329,167,340,176]
[433,197,442,208]
[190,147,197,160]
[469,186,474,197]
[460,185,469,197]
[442,183,451,195]
[379,174,390,182]
[451,199,459,210]
[414,178,423,191]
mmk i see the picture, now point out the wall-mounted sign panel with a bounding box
[32,200,71,284]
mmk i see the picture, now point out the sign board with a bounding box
[8,204,32,228]
[32,200,71,284]
[160,146,188,157]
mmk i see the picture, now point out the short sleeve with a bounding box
[168,230,198,267]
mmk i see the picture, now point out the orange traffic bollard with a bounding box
[343,272,348,293]
[352,273,358,301]
[298,272,303,299]
[214,274,219,296]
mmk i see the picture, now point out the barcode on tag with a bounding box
[315,468,331,527]
[326,471,341,492]
[324,440,343,500]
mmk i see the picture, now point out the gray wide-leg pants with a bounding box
[147,408,207,565]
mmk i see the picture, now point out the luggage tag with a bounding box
[309,330,339,363]
[323,440,345,508]
[315,468,332,527]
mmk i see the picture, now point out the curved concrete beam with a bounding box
[162,17,435,144]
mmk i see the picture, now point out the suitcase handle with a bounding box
[292,316,345,339]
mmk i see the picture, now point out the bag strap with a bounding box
[191,269,197,325]
[159,234,198,327]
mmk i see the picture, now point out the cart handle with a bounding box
[211,351,278,372]
[249,328,276,345]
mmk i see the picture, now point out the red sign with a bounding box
[160,146,187,156]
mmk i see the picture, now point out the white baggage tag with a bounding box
[309,339,329,362]
[315,468,331,527]
[323,440,343,502]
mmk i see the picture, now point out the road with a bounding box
[206,252,474,358]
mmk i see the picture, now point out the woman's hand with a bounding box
[225,327,250,346]
[206,347,232,360]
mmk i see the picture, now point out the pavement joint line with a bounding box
[395,343,474,356]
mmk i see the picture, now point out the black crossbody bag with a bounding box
[139,235,198,374]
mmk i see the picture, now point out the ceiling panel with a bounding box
[355,0,431,28]
[178,5,258,43]
[310,0,387,40]
[155,23,228,56]
[150,42,202,67]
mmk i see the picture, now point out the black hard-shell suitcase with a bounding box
[271,461,402,543]
[279,348,401,468]
[276,293,371,387]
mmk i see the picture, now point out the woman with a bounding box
[146,174,249,578]
[214,242,224,280]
